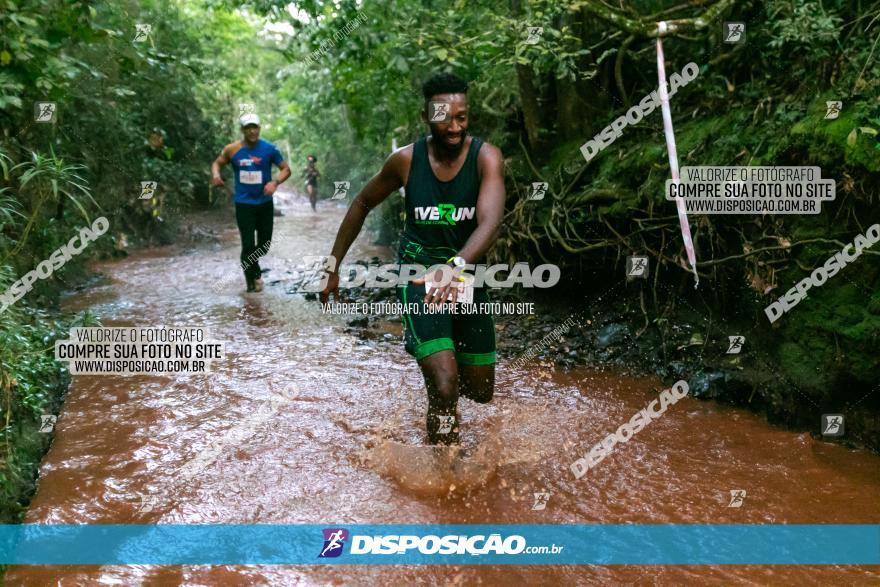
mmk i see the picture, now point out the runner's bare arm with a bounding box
[327,148,409,268]
[211,143,236,186]
[264,160,291,196]
[455,143,505,264]
[275,160,291,183]
[320,147,412,303]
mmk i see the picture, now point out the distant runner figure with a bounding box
[211,113,291,292]
[320,73,506,445]
[302,154,320,211]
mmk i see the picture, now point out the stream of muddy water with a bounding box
[7,191,880,585]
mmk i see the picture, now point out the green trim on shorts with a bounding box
[414,337,455,360]
[401,285,421,345]
[456,351,497,366]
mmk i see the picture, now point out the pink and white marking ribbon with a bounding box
[656,21,699,288]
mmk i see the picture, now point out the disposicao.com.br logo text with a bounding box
[318,529,564,557]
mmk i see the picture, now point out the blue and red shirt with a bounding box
[230,139,284,205]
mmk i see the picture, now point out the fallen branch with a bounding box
[570,0,737,37]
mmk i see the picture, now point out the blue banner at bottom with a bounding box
[0,524,877,565]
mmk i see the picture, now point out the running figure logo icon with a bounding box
[437,415,455,434]
[531,492,550,510]
[138,495,160,513]
[428,101,450,123]
[39,414,57,433]
[35,102,56,123]
[528,182,548,201]
[821,414,844,437]
[300,255,337,292]
[525,26,543,45]
[824,101,842,120]
[133,24,152,43]
[726,336,745,354]
[626,256,649,279]
[728,489,746,508]
[723,22,745,44]
[140,181,157,200]
[332,182,350,200]
[318,528,349,558]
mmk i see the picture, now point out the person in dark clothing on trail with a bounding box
[303,154,320,211]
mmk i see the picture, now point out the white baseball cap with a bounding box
[239,113,260,127]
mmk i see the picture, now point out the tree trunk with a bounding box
[516,64,545,152]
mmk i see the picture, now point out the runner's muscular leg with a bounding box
[418,350,460,444]
[459,364,494,403]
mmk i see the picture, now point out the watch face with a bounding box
[453,256,466,268]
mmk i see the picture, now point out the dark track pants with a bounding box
[235,201,274,280]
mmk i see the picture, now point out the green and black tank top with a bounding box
[398,136,484,265]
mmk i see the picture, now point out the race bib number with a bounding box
[426,274,474,304]
[240,170,262,185]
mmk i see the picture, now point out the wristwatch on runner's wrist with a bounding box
[448,256,467,269]
[447,256,468,282]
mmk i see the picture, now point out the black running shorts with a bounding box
[397,281,496,365]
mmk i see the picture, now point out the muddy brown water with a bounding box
[7,190,880,585]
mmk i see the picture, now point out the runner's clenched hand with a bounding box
[412,267,464,306]
[319,271,340,304]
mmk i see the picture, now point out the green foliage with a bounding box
[0,0,264,530]
[5,150,97,258]
[778,284,880,391]
[0,262,101,522]
[768,0,842,59]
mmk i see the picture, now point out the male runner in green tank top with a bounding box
[319,72,506,445]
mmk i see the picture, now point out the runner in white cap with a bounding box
[211,113,291,292]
